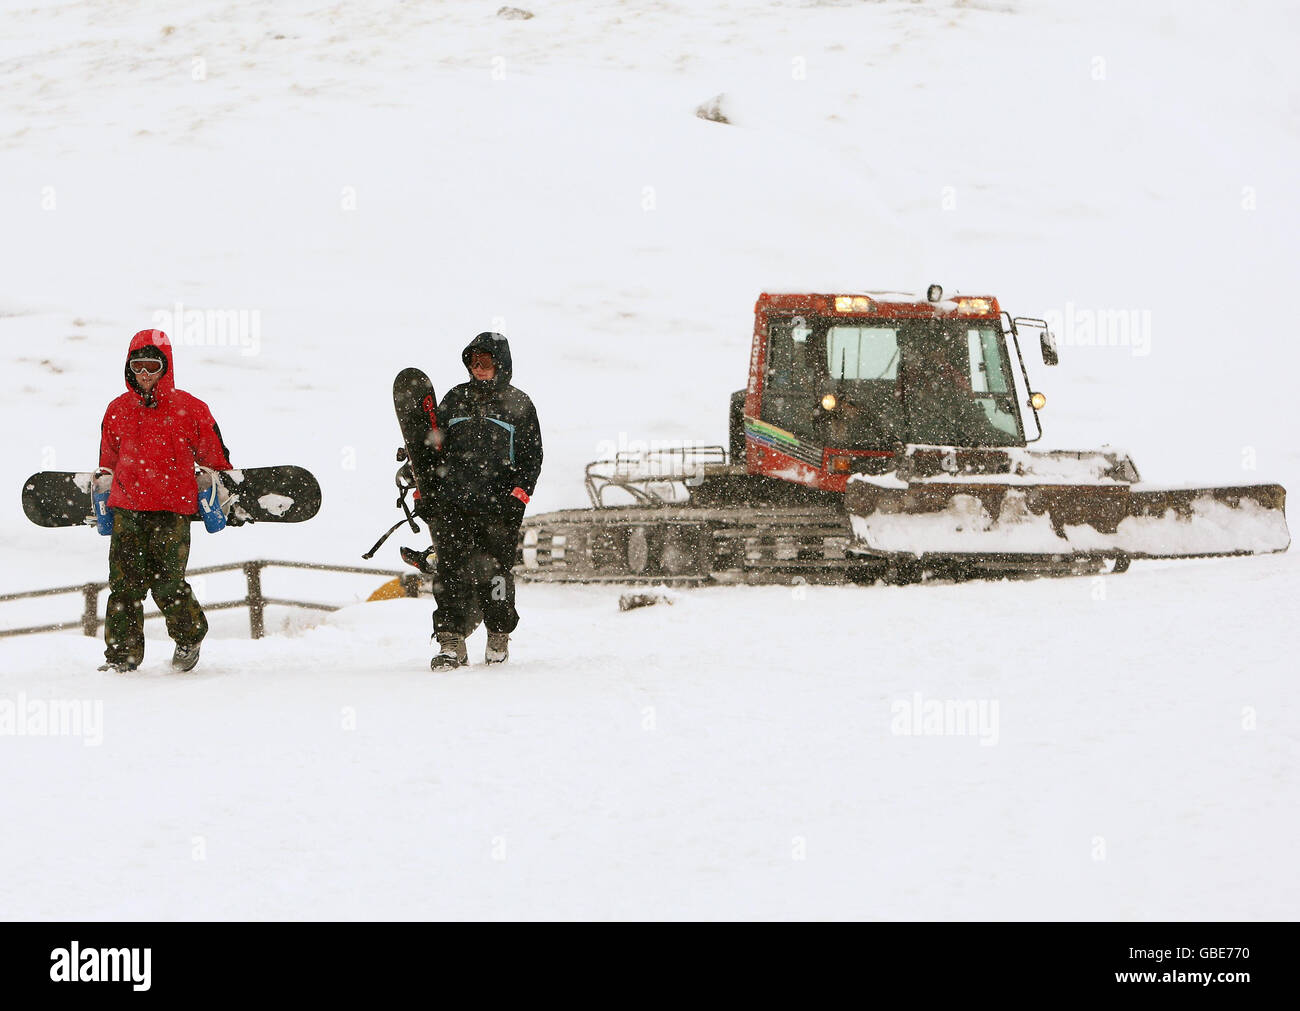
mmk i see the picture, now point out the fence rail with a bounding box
[0,560,422,640]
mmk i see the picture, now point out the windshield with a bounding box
[761,316,1024,448]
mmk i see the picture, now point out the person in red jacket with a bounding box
[97,329,232,673]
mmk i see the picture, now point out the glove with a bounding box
[506,486,529,523]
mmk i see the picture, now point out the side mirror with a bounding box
[1040,329,1059,366]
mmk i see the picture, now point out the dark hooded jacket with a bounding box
[99,329,232,513]
[433,332,542,517]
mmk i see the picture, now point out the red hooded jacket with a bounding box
[99,329,232,514]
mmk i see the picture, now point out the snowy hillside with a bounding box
[1,0,1297,919]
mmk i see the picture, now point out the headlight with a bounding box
[955,297,994,315]
[821,393,837,411]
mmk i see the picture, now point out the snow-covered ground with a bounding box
[1,0,1297,919]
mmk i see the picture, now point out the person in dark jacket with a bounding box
[97,329,233,674]
[427,332,542,670]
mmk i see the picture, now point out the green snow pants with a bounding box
[104,509,206,665]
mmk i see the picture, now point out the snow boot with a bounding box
[430,632,467,671]
[172,641,202,673]
[484,632,509,665]
[98,659,138,674]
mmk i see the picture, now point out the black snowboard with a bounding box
[21,467,322,528]
[393,367,441,507]
[390,367,483,635]
[217,467,321,524]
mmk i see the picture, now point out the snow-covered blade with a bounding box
[847,449,1289,562]
[893,445,1141,485]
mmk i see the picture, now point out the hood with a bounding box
[124,328,175,401]
[461,331,513,389]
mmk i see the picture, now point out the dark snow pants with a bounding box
[431,503,520,636]
[105,509,207,665]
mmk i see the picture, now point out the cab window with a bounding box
[761,317,818,438]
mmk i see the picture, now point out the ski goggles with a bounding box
[129,359,164,375]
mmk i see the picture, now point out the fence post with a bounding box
[245,562,265,640]
[82,584,99,637]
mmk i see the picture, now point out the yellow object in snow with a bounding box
[368,577,409,602]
